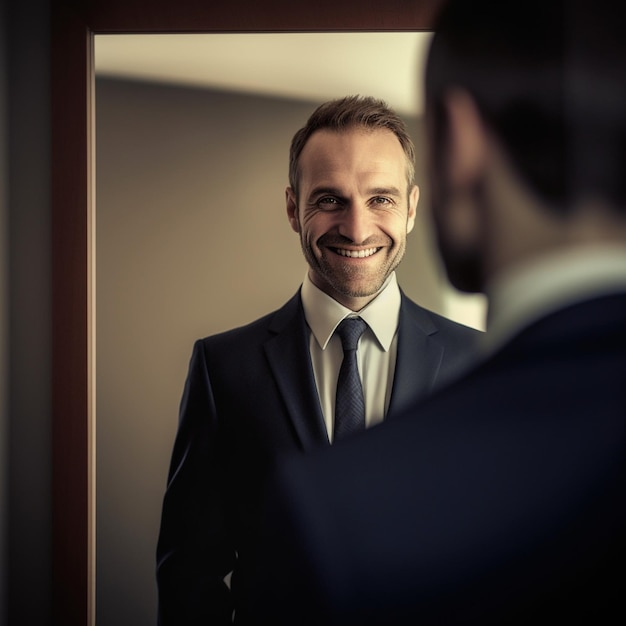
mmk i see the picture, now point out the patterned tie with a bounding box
[334,317,368,442]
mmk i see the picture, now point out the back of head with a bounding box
[426,0,626,214]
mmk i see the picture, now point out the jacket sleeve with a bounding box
[156,339,236,624]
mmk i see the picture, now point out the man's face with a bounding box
[287,128,418,310]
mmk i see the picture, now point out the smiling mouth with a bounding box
[332,247,381,258]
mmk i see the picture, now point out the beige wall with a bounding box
[95,77,484,625]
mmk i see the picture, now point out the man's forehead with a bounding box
[299,128,406,167]
[302,126,399,149]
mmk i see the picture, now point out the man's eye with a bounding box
[372,197,392,205]
[318,197,341,208]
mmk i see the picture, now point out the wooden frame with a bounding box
[50,0,444,623]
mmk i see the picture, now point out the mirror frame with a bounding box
[50,0,444,623]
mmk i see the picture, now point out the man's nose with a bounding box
[337,204,374,244]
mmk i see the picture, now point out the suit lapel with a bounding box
[387,295,444,418]
[264,292,330,451]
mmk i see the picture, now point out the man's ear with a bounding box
[406,184,419,234]
[286,187,300,233]
[443,87,488,188]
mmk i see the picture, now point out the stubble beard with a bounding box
[301,233,406,299]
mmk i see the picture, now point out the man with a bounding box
[250,2,626,624]
[155,95,480,624]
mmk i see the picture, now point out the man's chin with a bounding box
[446,267,482,294]
[440,253,483,294]
[331,276,389,300]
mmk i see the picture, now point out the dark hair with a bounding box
[288,95,416,197]
[426,0,626,213]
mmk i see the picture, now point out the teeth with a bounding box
[335,247,379,258]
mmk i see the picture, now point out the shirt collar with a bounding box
[301,272,402,351]
[483,244,626,353]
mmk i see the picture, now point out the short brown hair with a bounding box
[288,95,416,197]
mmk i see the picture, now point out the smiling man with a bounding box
[156,95,480,624]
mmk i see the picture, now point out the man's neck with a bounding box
[483,244,626,353]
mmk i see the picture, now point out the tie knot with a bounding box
[336,317,367,352]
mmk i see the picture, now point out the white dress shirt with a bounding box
[483,244,626,355]
[301,272,401,442]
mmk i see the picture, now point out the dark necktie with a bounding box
[334,317,367,442]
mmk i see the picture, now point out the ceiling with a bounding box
[94,32,433,116]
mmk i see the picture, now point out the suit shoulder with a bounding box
[401,293,482,338]
[195,291,302,349]
[428,308,483,338]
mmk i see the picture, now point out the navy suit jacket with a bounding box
[156,288,481,624]
[249,292,626,625]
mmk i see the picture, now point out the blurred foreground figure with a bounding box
[249,1,626,624]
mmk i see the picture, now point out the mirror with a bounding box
[93,31,485,626]
[50,3,453,624]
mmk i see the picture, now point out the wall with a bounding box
[3,0,53,625]
[95,77,477,625]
